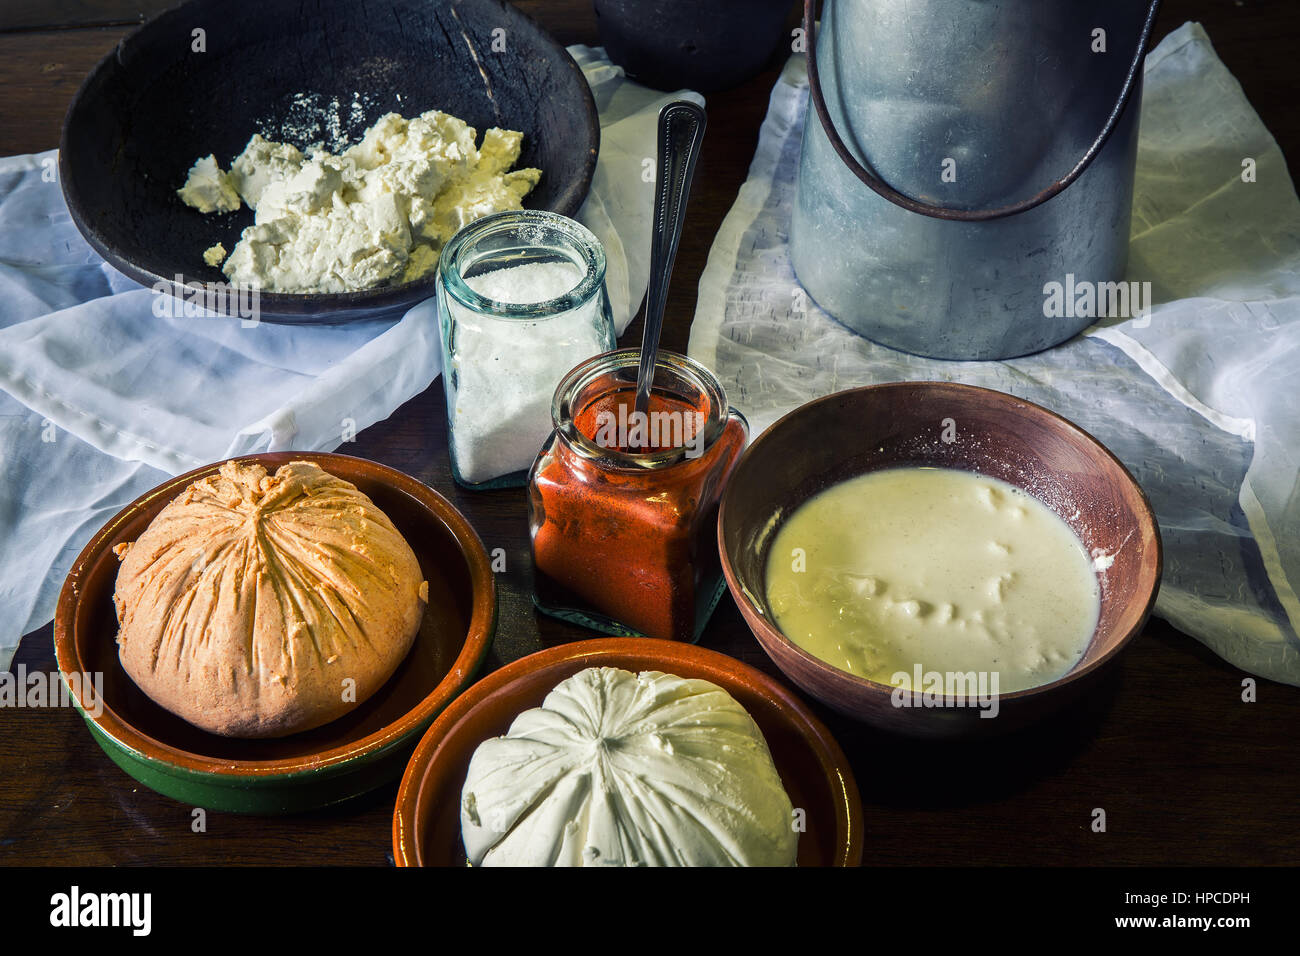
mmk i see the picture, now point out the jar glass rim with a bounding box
[551,348,733,469]
[438,210,607,319]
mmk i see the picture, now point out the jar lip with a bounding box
[552,348,732,469]
[438,210,606,319]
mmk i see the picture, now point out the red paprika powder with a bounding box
[527,348,748,642]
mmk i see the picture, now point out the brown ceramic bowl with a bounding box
[393,638,863,866]
[718,382,1162,737]
[53,452,496,813]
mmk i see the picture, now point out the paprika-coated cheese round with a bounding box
[111,460,427,738]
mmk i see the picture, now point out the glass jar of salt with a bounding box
[436,210,616,488]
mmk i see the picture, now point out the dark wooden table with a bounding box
[2,0,1298,867]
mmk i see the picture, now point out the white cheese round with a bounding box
[460,666,799,867]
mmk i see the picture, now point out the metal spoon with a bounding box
[633,100,707,420]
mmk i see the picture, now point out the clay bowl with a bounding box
[53,452,496,814]
[393,638,863,867]
[719,382,1162,737]
[59,0,599,324]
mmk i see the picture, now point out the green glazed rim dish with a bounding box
[53,452,497,815]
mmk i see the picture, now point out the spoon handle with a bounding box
[635,100,707,416]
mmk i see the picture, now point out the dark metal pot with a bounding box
[594,0,795,92]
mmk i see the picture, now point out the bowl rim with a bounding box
[392,637,865,867]
[718,380,1164,705]
[56,0,600,321]
[52,451,498,779]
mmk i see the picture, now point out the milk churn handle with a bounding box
[802,0,1162,222]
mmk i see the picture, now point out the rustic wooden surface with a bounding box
[2,0,1298,866]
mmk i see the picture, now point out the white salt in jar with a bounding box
[436,210,617,488]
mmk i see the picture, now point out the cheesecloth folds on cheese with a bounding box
[113,460,425,738]
[461,667,799,867]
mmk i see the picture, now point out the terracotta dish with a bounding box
[718,382,1162,737]
[393,638,863,866]
[54,452,496,814]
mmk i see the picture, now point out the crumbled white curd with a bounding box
[177,110,540,293]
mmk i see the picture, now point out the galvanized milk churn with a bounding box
[790,0,1162,359]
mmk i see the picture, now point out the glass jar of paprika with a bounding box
[527,348,748,642]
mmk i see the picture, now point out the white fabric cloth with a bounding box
[689,22,1300,686]
[0,47,700,667]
